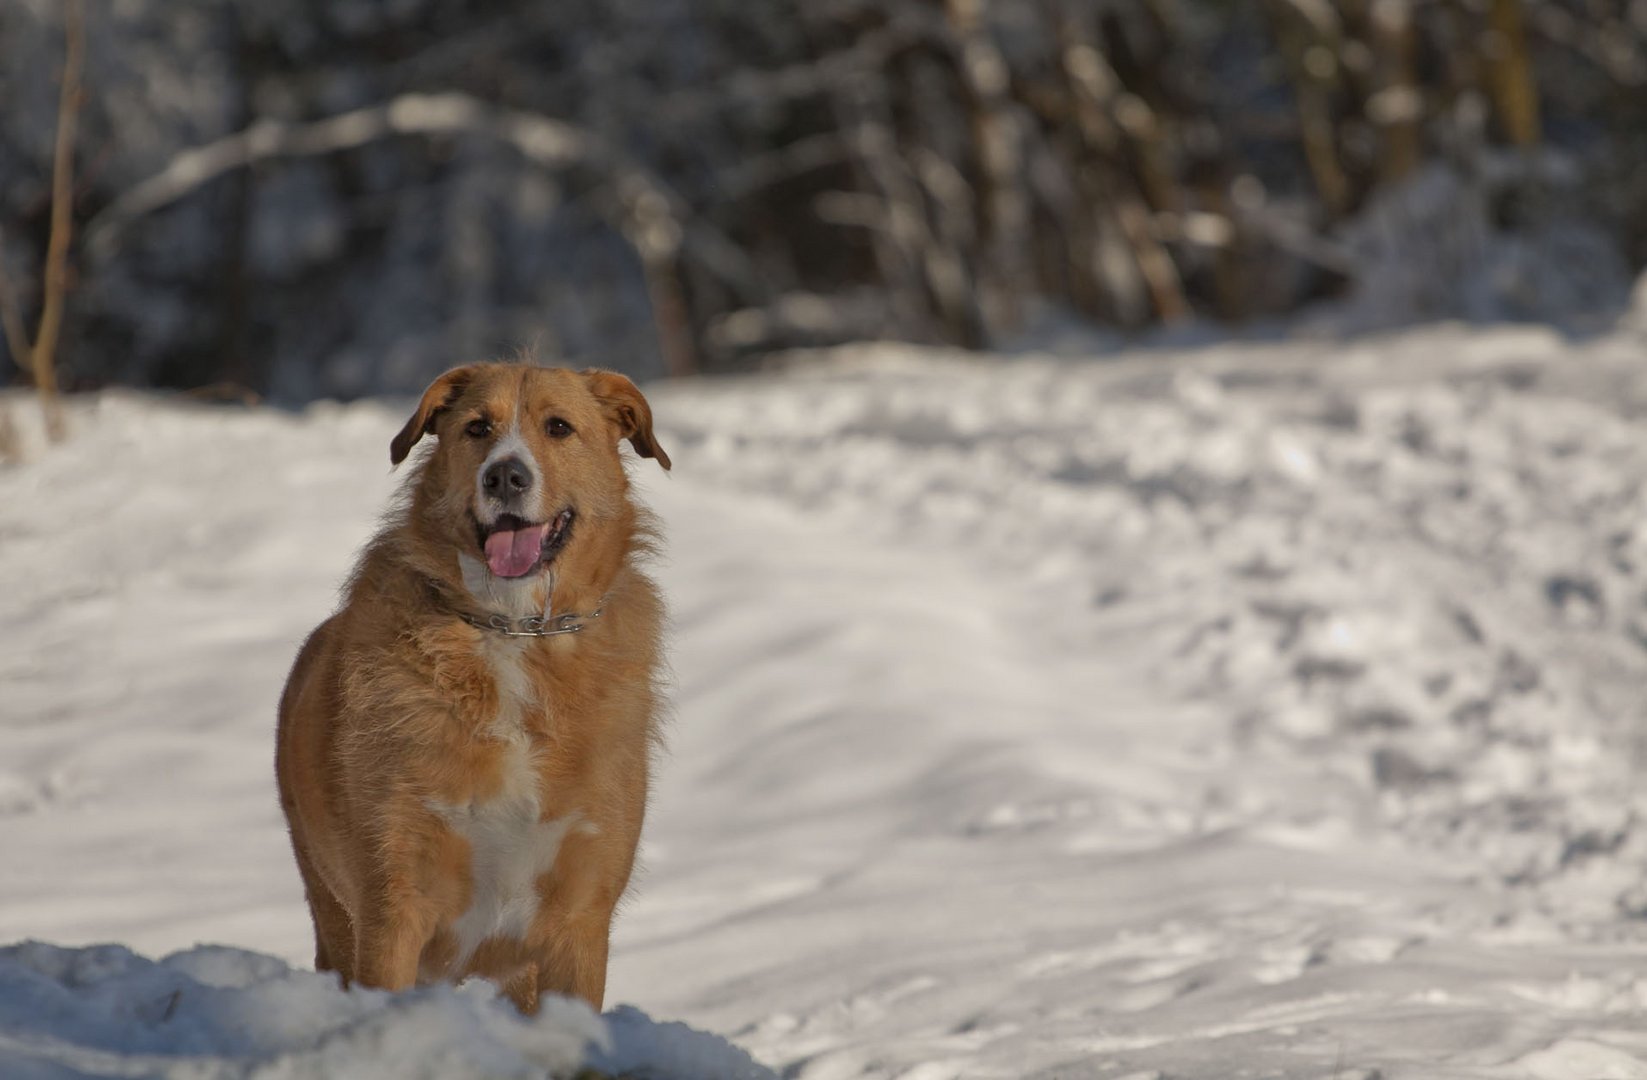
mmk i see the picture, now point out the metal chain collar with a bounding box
[455,596,608,638]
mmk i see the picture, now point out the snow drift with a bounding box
[0,940,772,1079]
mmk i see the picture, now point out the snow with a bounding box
[0,941,775,1080]
[0,941,603,1079]
[5,323,1647,1077]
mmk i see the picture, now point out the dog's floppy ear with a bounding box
[583,369,671,471]
[390,366,477,465]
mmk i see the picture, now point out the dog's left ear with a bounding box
[391,366,478,465]
[583,369,671,471]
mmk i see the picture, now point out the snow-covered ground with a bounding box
[4,323,1647,1077]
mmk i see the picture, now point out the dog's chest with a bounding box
[427,638,581,960]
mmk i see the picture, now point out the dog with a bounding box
[276,361,670,1014]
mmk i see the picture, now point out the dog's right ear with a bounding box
[390,366,477,465]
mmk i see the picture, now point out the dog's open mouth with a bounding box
[476,508,574,579]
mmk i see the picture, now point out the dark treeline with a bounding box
[0,0,1643,400]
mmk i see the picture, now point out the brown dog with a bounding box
[276,362,670,1013]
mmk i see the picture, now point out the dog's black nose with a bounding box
[482,457,533,497]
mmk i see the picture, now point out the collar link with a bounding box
[457,603,605,638]
[426,577,609,638]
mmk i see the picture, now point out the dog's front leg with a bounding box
[351,831,442,993]
[566,915,612,1009]
[537,908,614,1010]
[353,898,434,992]
[501,962,541,1014]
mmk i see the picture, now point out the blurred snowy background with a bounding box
[7,2,1647,1078]
[5,0,1647,399]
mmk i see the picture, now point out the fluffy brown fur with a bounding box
[275,362,670,1012]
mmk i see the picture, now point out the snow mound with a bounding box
[593,1007,777,1080]
[0,941,772,1080]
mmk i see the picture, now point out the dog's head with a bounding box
[390,363,669,584]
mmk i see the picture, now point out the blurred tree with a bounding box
[0,0,82,439]
[0,0,1638,399]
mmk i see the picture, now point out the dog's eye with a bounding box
[464,419,492,438]
[546,417,574,439]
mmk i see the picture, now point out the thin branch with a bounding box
[86,93,763,296]
[84,92,767,374]
[0,235,32,376]
[30,0,83,441]
[89,95,582,258]
[0,405,20,465]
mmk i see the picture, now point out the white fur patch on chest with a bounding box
[426,637,583,963]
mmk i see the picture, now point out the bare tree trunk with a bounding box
[1484,0,1541,148]
[1368,0,1422,183]
[0,406,19,464]
[1268,0,1352,217]
[904,53,986,349]
[31,0,85,441]
[214,4,259,398]
[642,254,698,378]
[0,246,31,378]
[846,95,943,341]
[945,0,1030,338]
[1053,4,1186,324]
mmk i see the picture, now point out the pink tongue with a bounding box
[484,523,550,578]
